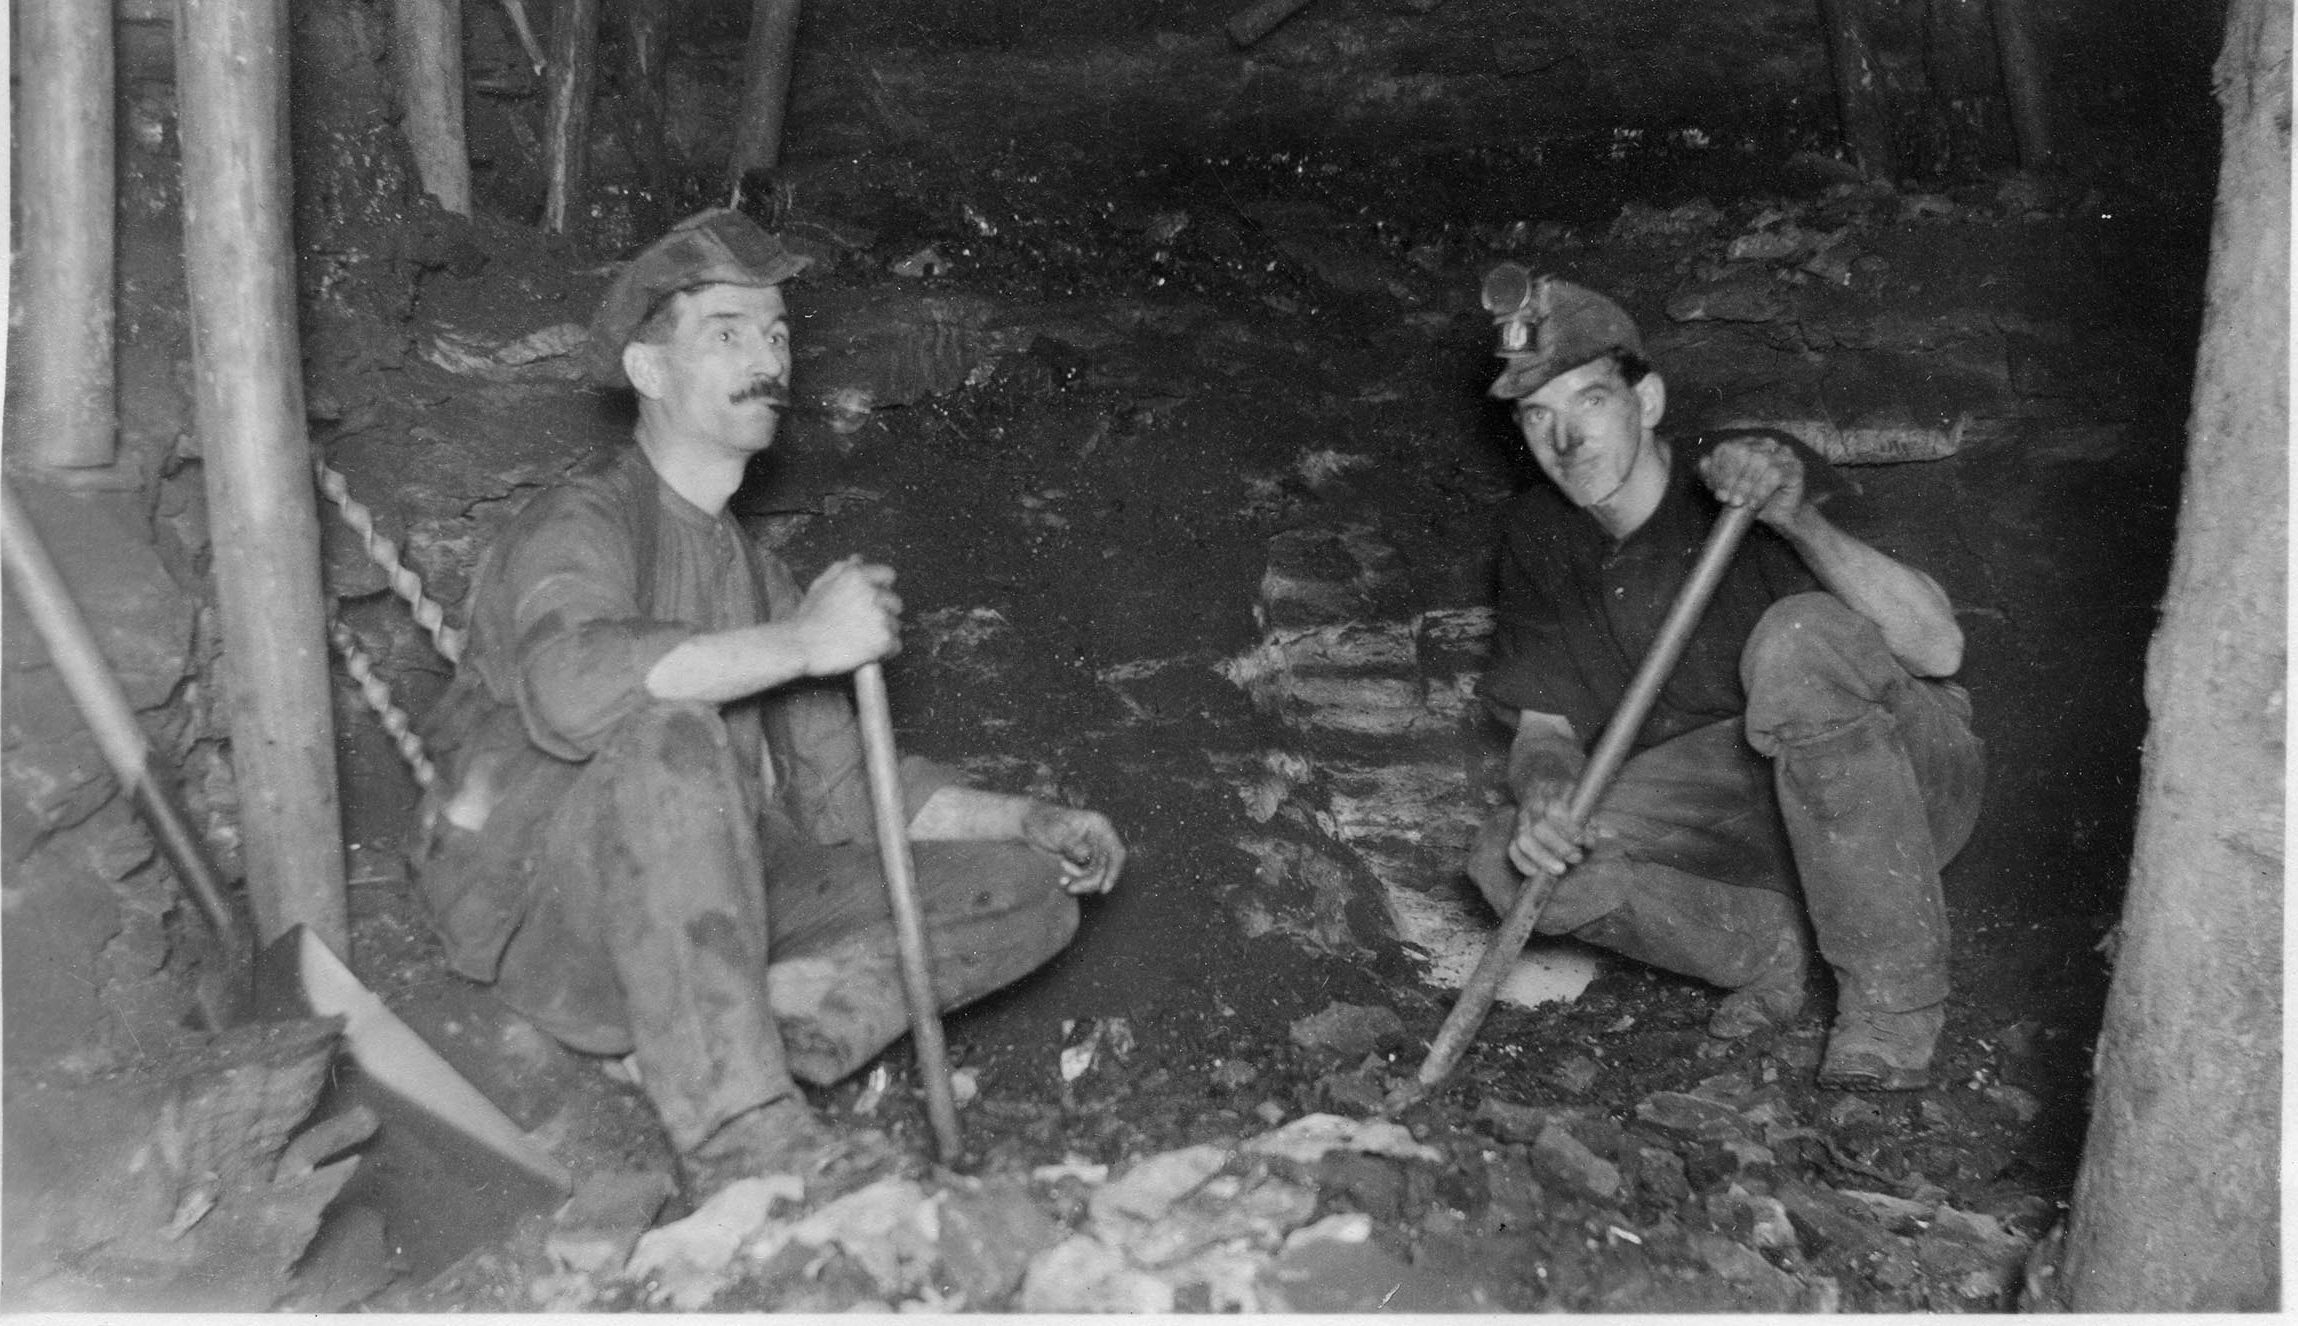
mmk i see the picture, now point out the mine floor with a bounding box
[68,8,2216,1308]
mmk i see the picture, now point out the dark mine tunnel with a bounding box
[2,0,2282,1312]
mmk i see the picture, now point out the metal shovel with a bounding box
[2,476,570,1278]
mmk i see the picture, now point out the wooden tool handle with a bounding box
[1415,502,1760,1088]
[853,661,965,1162]
[1,478,248,965]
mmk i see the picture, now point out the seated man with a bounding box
[413,209,1125,1196]
[1463,267,1983,1090]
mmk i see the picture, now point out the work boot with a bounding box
[1818,1002,1946,1091]
[1706,930,1809,1040]
[1768,710,1954,1019]
[678,1095,902,1205]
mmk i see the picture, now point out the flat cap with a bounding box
[1481,266,1643,400]
[586,208,812,387]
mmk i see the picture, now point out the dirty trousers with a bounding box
[1467,592,1984,1015]
[486,703,1078,1153]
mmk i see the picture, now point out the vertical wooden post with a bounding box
[13,0,117,469]
[1814,0,1895,179]
[1987,0,2053,171]
[175,0,350,954]
[727,0,801,195]
[2052,0,2286,1308]
[392,0,472,214]
[542,0,599,233]
[1918,0,2003,174]
[613,0,674,193]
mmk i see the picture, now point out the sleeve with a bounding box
[755,551,968,846]
[1474,504,1600,732]
[500,491,695,760]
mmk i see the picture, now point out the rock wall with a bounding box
[670,0,2220,182]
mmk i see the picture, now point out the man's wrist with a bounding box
[786,619,825,679]
[1768,497,1828,542]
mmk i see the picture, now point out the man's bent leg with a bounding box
[763,841,1077,1085]
[494,702,796,1153]
[1462,719,1810,1033]
[1744,594,1984,1086]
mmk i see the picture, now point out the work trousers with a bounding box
[479,702,1078,1153]
[1467,593,1985,1015]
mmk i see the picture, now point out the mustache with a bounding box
[731,378,791,407]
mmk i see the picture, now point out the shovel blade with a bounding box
[251,927,573,1285]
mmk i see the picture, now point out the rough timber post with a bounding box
[1987,0,2053,171]
[392,0,472,213]
[2052,0,2287,1309]
[614,0,675,193]
[727,0,801,194]
[542,0,600,233]
[175,0,351,953]
[12,0,118,468]
[1814,0,1896,178]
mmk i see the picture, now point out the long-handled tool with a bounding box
[1407,502,1760,1094]
[1,478,252,1023]
[5,475,570,1281]
[852,660,965,1162]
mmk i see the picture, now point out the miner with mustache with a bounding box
[413,210,1125,1199]
[1463,270,1984,1091]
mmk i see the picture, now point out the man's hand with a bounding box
[1020,802,1127,895]
[1699,435,1806,529]
[1509,780,1590,879]
[794,556,902,677]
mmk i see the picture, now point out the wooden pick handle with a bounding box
[1415,502,1760,1088]
[852,661,964,1162]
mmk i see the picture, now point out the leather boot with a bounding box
[679,1095,902,1206]
[1772,709,1951,1085]
[1820,1002,1947,1091]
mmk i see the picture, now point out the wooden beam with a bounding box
[614,0,674,193]
[542,0,600,233]
[1815,0,1896,179]
[1988,0,2053,171]
[393,0,472,214]
[2053,0,2286,1306]
[727,0,800,195]
[174,0,350,954]
[13,0,118,468]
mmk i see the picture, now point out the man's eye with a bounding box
[716,329,734,344]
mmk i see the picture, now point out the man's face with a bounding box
[636,283,793,453]
[1512,356,1663,509]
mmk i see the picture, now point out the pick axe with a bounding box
[1399,502,1759,1102]
[852,661,965,1162]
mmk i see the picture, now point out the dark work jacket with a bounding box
[413,444,957,981]
[1476,429,1857,754]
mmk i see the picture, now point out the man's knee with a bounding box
[602,698,730,760]
[1742,594,1904,748]
[1741,593,1882,692]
